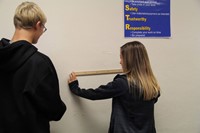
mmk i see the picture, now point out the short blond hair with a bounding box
[14,1,47,28]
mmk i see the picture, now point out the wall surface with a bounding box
[0,0,200,133]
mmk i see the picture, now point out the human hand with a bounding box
[68,72,77,83]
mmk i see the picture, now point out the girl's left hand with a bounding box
[68,72,77,83]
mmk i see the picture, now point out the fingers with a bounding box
[69,72,76,79]
[68,72,77,83]
[71,72,76,77]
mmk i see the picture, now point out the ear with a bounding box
[35,21,42,30]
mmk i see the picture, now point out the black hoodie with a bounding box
[0,38,66,133]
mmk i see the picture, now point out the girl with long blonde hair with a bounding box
[68,41,160,133]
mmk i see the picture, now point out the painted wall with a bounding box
[0,0,200,133]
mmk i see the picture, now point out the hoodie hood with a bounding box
[0,38,37,73]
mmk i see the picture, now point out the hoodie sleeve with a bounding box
[25,55,66,121]
[33,70,66,121]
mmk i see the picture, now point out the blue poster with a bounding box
[124,0,170,37]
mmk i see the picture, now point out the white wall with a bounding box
[1,0,200,133]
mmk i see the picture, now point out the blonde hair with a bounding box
[14,1,47,28]
[121,41,160,100]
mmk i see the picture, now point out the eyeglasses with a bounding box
[42,23,47,33]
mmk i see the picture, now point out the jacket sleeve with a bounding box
[68,75,128,100]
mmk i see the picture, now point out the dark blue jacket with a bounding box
[69,74,159,133]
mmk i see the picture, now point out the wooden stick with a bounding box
[75,69,123,76]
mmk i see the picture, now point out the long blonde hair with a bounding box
[121,41,160,100]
